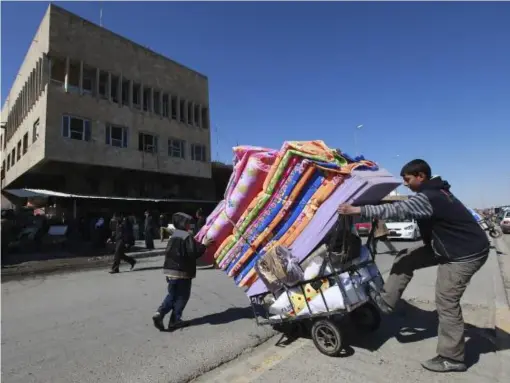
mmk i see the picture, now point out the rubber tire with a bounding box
[311,319,344,357]
[489,228,502,239]
[350,303,381,333]
[412,230,417,241]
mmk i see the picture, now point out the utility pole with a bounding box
[354,124,363,156]
[99,2,103,27]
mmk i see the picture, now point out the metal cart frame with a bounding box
[250,215,383,357]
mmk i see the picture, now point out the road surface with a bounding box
[2,239,507,383]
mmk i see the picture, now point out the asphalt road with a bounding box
[2,239,505,383]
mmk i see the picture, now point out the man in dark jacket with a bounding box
[338,159,489,373]
[152,212,213,331]
[144,210,155,250]
[109,214,137,274]
[195,208,206,235]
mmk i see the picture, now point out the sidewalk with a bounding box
[1,240,167,282]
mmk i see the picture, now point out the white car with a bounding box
[385,219,421,241]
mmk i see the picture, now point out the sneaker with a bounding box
[421,355,467,373]
[109,269,119,274]
[130,260,137,271]
[152,312,165,331]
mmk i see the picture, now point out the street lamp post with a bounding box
[354,124,363,156]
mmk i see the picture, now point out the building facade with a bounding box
[1,4,213,200]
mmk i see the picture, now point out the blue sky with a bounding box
[2,1,509,207]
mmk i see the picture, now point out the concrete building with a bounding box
[1,4,213,200]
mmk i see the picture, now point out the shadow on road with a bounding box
[271,300,509,368]
[186,307,254,327]
[347,300,505,368]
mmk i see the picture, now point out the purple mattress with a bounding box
[245,168,401,297]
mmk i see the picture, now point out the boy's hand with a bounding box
[337,204,362,215]
[203,238,215,247]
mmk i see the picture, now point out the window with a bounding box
[23,133,28,154]
[191,144,206,162]
[105,124,128,148]
[138,133,158,154]
[133,83,141,108]
[162,94,169,117]
[121,79,130,105]
[171,96,178,120]
[82,66,96,94]
[168,139,185,159]
[143,88,151,112]
[0,135,2,150]
[68,60,80,91]
[17,140,21,160]
[33,119,40,143]
[1,160,5,178]
[187,104,193,125]
[111,75,119,103]
[154,91,161,115]
[11,148,15,166]
[7,154,10,170]
[98,71,109,99]
[62,115,91,141]
[194,105,200,127]
[179,100,186,123]
[201,107,209,129]
[50,56,66,84]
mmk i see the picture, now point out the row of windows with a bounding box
[2,119,40,175]
[61,115,208,162]
[3,56,46,147]
[49,55,210,129]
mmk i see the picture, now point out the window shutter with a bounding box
[84,120,91,141]
[105,125,111,145]
[62,115,69,137]
[122,128,128,148]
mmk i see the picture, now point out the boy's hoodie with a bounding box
[361,176,489,263]
[163,213,206,278]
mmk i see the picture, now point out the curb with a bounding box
[1,249,166,282]
[493,236,510,352]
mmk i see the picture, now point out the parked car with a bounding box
[500,210,510,234]
[385,218,421,240]
[354,217,372,237]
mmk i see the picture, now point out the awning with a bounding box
[3,188,219,204]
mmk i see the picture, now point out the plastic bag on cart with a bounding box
[268,271,368,317]
[255,245,304,293]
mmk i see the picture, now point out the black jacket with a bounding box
[361,177,490,263]
[163,213,206,278]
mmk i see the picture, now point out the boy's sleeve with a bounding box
[187,236,207,259]
[360,193,433,220]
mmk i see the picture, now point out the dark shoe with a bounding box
[168,319,188,331]
[368,288,394,315]
[130,260,137,271]
[109,269,119,274]
[421,356,467,373]
[152,312,165,331]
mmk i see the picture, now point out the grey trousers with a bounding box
[380,245,488,362]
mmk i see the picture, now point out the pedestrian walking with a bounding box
[338,159,489,373]
[108,214,136,274]
[159,214,168,242]
[144,210,155,250]
[372,218,398,255]
[152,212,213,331]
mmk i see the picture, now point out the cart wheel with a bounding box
[351,303,381,332]
[311,319,344,357]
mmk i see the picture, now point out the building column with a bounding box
[198,104,203,128]
[95,68,100,99]
[64,56,70,92]
[129,80,134,108]
[107,72,112,102]
[79,60,84,94]
[183,100,188,124]
[118,73,123,107]
[168,94,173,120]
